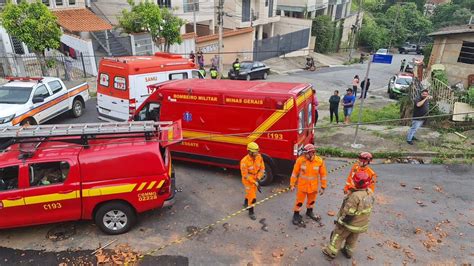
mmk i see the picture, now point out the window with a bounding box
[29,161,70,187]
[265,0,268,6]
[114,76,126,90]
[298,110,304,134]
[41,0,50,6]
[268,0,274,17]
[48,81,63,94]
[157,0,171,8]
[56,0,63,6]
[0,0,7,6]
[0,166,19,191]
[68,0,75,5]
[136,102,161,121]
[242,0,251,22]
[308,103,312,125]
[99,73,109,87]
[10,36,25,55]
[169,72,188,80]
[183,0,199,12]
[33,85,50,99]
[457,41,474,65]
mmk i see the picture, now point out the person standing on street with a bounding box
[210,66,218,79]
[359,78,371,99]
[241,142,265,220]
[406,89,432,145]
[189,51,195,63]
[352,75,360,98]
[322,171,375,260]
[290,144,327,226]
[312,88,319,125]
[342,88,356,124]
[329,90,340,123]
[232,58,240,74]
[197,49,204,68]
[344,152,377,194]
[400,59,407,72]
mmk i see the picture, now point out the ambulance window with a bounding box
[0,166,19,191]
[308,103,312,125]
[298,110,304,134]
[114,76,126,90]
[169,72,188,80]
[99,73,109,87]
[29,161,70,187]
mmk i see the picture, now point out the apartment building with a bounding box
[277,0,328,19]
[223,0,280,40]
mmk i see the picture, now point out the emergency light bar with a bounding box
[6,76,43,82]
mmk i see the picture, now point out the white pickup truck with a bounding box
[0,77,89,126]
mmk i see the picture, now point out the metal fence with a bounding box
[253,29,310,62]
[0,53,96,80]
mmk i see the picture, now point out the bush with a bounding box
[312,15,336,54]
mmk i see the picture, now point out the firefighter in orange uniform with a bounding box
[290,144,327,225]
[344,152,377,194]
[241,142,265,220]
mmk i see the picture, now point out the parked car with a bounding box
[228,61,270,81]
[387,73,414,99]
[375,48,389,55]
[0,77,89,126]
[398,43,423,54]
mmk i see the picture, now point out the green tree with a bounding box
[118,0,184,52]
[359,15,389,51]
[431,4,472,30]
[0,1,62,75]
[312,15,335,54]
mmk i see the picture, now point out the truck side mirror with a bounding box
[32,97,44,104]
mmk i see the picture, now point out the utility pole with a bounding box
[217,0,224,74]
[351,54,372,149]
[192,0,197,37]
[348,0,362,61]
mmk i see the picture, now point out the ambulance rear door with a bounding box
[97,72,130,122]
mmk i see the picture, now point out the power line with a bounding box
[2,111,473,152]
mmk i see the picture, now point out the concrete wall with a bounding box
[340,11,363,47]
[59,33,97,76]
[428,33,474,88]
[196,29,254,66]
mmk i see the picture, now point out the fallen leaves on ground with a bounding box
[272,249,285,259]
[422,220,451,252]
[95,244,141,265]
[367,255,375,260]
[434,184,444,193]
[400,183,406,187]
[327,211,336,216]
[413,186,423,191]
[385,240,401,249]
[468,222,474,227]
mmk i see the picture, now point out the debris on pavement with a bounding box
[46,224,76,241]
[385,240,401,249]
[413,186,423,191]
[327,211,336,216]
[421,220,451,251]
[94,244,140,265]
[400,183,406,187]
[367,255,375,260]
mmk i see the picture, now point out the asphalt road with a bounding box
[0,161,472,265]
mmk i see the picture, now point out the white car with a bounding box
[0,77,89,126]
[376,48,389,55]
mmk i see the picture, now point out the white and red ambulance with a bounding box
[96,52,200,122]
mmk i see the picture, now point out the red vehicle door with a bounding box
[0,164,26,228]
[22,159,81,225]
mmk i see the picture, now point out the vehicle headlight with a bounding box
[0,114,15,124]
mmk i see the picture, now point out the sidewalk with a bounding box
[263,52,345,75]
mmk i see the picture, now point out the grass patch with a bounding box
[350,103,400,123]
[317,146,403,158]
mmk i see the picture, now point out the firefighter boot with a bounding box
[322,247,336,260]
[243,199,248,208]
[306,208,321,222]
[292,212,304,226]
[248,207,256,220]
[341,247,352,259]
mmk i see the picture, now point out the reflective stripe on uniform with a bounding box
[348,207,372,216]
[337,218,369,233]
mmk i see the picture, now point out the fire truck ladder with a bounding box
[0,121,177,149]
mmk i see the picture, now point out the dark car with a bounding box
[228,61,270,81]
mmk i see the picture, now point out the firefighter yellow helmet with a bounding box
[247,142,259,153]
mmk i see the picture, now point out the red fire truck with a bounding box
[0,121,181,234]
[133,79,316,185]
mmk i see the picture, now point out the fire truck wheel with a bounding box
[95,202,136,235]
[259,161,274,186]
[71,98,84,118]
